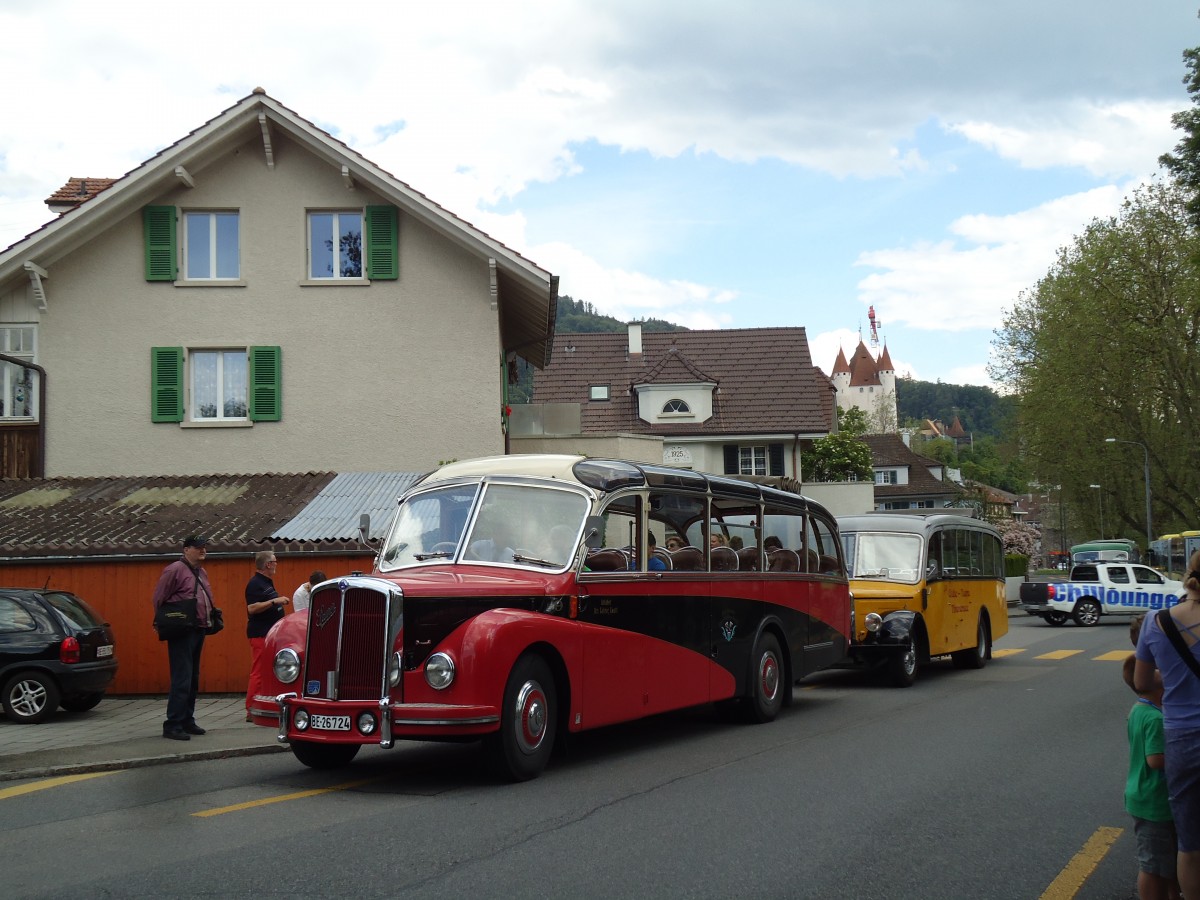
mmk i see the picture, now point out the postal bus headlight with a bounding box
[273,648,301,683]
[864,612,884,633]
[294,709,310,731]
[424,652,456,690]
[388,651,403,688]
[357,712,378,735]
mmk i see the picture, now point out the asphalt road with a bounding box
[0,613,1144,899]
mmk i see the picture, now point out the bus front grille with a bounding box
[303,584,389,701]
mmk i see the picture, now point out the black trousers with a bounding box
[164,629,205,731]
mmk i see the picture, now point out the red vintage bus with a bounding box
[250,455,851,780]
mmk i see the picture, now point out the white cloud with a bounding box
[854,184,1135,333]
[536,241,737,327]
[949,102,1178,178]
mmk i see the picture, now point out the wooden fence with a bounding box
[0,552,373,694]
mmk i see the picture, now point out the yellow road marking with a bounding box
[192,776,383,817]
[1037,650,1083,660]
[992,648,1024,657]
[1040,826,1122,899]
[1094,651,1132,661]
[0,771,116,800]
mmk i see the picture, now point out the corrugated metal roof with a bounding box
[272,471,424,542]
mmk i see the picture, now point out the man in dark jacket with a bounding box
[152,534,215,740]
[245,549,287,721]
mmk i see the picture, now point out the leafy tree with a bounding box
[837,406,869,436]
[991,180,1200,540]
[802,410,873,482]
[1160,42,1200,225]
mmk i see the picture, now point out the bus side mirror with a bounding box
[358,513,373,547]
[582,515,605,550]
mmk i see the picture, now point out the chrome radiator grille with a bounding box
[303,583,391,701]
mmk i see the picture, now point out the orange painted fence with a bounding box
[0,553,373,694]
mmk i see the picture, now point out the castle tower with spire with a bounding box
[831,339,897,432]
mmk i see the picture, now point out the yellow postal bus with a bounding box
[837,513,1008,687]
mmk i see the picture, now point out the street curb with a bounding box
[0,743,290,783]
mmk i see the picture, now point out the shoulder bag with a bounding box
[1155,607,1200,680]
[153,573,198,641]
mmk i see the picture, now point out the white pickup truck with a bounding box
[1019,563,1182,626]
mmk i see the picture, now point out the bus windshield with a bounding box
[380,481,589,571]
[843,532,923,583]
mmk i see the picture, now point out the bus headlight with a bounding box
[388,651,402,688]
[864,612,883,633]
[357,712,377,735]
[294,709,310,730]
[424,652,456,690]
[273,648,301,683]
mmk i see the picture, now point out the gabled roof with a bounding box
[638,348,717,386]
[861,434,964,500]
[532,327,834,437]
[0,471,420,560]
[0,89,557,367]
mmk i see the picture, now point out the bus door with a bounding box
[706,495,762,701]
[925,527,963,655]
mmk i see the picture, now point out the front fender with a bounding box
[865,610,917,647]
[407,608,583,708]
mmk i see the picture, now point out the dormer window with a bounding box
[590,385,610,401]
[661,398,691,415]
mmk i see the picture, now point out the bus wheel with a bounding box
[742,633,785,723]
[1042,612,1069,626]
[486,654,557,781]
[290,740,360,770]
[952,619,989,669]
[1073,599,1101,627]
[888,640,918,688]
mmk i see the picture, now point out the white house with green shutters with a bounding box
[0,89,557,478]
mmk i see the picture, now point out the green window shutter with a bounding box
[143,206,177,281]
[365,204,399,280]
[150,347,184,422]
[248,346,282,422]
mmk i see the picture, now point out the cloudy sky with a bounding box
[0,1,1194,385]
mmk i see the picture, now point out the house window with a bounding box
[739,446,767,476]
[874,470,898,485]
[0,325,36,420]
[662,398,691,415]
[309,211,363,279]
[184,212,239,279]
[590,385,610,401]
[191,350,249,420]
[151,346,280,424]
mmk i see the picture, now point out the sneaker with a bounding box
[162,730,190,741]
[182,723,206,735]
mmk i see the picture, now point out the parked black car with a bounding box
[0,588,118,723]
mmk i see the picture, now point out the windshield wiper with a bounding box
[414,551,454,561]
[511,553,558,568]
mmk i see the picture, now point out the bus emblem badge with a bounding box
[720,620,736,641]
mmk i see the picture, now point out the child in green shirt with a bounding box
[1123,650,1180,900]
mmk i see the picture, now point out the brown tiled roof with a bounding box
[878,344,894,371]
[862,434,963,500]
[44,177,117,211]
[847,340,881,387]
[945,415,967,438]
[0,472,344,559]
[532,328,834,436]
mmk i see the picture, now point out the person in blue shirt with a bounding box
[647,532,667,571]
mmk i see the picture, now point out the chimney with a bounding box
[628,322,642,357]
